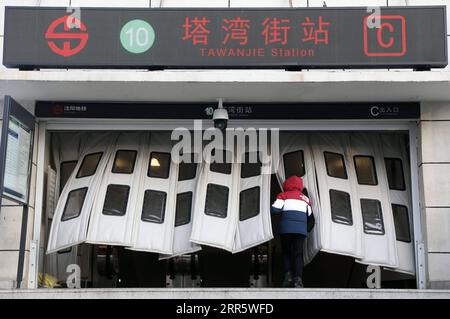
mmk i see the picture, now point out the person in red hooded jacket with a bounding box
[271,175,313,288]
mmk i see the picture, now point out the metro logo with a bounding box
[363,15,406,57]
[45,16,89,57]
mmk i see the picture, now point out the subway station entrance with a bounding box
[1,5,445,292]
[28,101,420,289]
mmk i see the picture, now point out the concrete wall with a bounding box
[419,102,450,289]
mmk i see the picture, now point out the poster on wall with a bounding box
[0,96,35,205]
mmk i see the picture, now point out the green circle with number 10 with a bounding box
[120,19,155,54]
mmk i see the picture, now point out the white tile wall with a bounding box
[421,164,450,207]
[420,121,450,163]
[421,102,450,121]
[426,208,450,252]
[420,98,450,285]
[152,0,228,7]
[0,205,34,248]
[0,251,19,280]
[0,206,24,250]
[0,205,33,280]
[429,281,450,288]
[428,253,450,281]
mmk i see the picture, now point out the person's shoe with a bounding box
[293,277,303,288]
[282,272,293,288]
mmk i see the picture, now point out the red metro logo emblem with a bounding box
[45,16,89,57]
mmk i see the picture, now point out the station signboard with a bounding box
[2,6,448,69]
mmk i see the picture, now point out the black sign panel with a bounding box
[35,101,420,120]
[3,6,447,69]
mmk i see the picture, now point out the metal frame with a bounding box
[28,118,426,289]
[28,123,46,289]
[43,118,413,131]
[409,123,427,289]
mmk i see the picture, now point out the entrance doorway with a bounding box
[40,129,417,288]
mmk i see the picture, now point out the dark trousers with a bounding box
[280,234,306,279]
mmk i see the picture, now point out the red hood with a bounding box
[283,176,303,192]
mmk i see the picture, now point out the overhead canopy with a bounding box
[1,71,450,110]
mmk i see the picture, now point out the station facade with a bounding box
[0,0,450,294]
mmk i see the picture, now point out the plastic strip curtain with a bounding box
[159,151,202,260]
[281,132,412,271]
[232,134,273,253]
[52,132,89,201]
[190,147,237,251]
[191,133,273,253]
[43,166,69,280]
[47,132,118,254]
[129,132,178,254]
[86,132,149,246]
[350,134,398,268]
[380,134,415,274]
[47,131,413,273]
[45,133,88,280]
[311,133,364,259]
